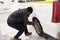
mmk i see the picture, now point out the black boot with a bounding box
[25,32,32,36]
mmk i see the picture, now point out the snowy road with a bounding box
[0,7,57,40]
[0,11,47,40]
[0,25,46,40]
[0,3,57,40]
[0,2,47,40]
[0,9,57,40]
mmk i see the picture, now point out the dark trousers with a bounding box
[7,22,28,38]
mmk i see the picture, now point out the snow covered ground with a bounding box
[0,3,46,40]
[0,3,47,40]
[0,13,46,40]
[0,0,56,40]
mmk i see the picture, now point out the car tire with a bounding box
[33,18,43,36]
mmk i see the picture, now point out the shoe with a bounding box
[25,32,32,36]
[13,38,21,40]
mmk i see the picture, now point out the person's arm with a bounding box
[27,21,33,25]
[23,15,33,25]
[23,15,28,26]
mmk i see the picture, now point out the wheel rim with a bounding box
[34,19,42,34]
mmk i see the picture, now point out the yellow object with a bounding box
[46,0,53,1]
[22,1,53,4]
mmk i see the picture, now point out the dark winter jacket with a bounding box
[7,8,30,25]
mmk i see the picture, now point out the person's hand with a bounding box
[27,21,33,25]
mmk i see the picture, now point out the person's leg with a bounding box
[24,25,29,33]
[14,23,25,39]
[8,22,25,40]
[14,31,23,40]
[14,30,24,39]
[24,25,32,36]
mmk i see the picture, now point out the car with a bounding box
[19,0,60,40]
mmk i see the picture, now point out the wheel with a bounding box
[33,19,43,36]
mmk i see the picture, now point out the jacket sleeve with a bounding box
[23,14,28,26]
